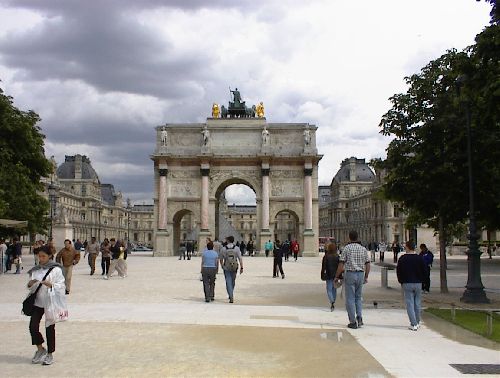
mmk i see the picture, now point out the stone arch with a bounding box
[210,172,261,200]
[213,178,258,242]
[171,208,197,256]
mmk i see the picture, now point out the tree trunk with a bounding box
[439,217,448,293]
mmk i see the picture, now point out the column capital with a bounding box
[200,168,210,176]
[159,169,168,176]
[304,168,313,176]
[261,168,270,176]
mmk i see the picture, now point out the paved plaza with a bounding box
[0,253,499,377]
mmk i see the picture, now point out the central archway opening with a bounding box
[215,182,256,251]
[274,210,299,244]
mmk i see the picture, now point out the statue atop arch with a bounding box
[211,88,265,119]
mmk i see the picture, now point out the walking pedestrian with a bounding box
[55,239,80,294]
[418,244,434,293]
[321,242,340,311]
[392,241,400,263]
[201,241,219,302]
[397,241,427,331]
[100,238,110,275]
[334,231,370,329]
[247,240,254,257]
[27,247,65,365]
[84,237,100,275]
[219,236,243,303]
[0,238,7,273]
[12,237,23,274]
[264,240,273,258]
[378,241,386,263]
[291,239,300,261]
[103,238,124,279]
[117,240,128,277]
[273,240,285,279]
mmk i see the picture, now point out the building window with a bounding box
[134,233,138,241]
[148,233,152,241]
[82,202,85,207]
[394,206,400,218]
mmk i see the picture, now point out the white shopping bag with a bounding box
[45,288,69,327]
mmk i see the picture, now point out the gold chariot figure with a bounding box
[256,101,265,118]
[211,103,220,118]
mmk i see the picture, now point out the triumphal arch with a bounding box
[151,90,322,256]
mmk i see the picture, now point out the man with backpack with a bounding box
[219,236,243,303]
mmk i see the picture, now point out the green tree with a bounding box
[378,34,499,293]
[0,86,52,237]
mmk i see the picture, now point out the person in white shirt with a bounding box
[27,247,65,365]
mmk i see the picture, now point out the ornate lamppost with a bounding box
[456,75,489,303]
[126,198,131,251]
[48,183,57,239]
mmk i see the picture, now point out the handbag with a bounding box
[45,287,69,326]
[22,267,54,316]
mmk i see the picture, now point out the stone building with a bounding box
[41,154,153,249]
[319,157,408,245]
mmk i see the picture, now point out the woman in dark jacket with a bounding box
[321,242,340,311]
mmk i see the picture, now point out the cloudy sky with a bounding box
[0,0,492,205]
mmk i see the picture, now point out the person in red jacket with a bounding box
[291,240,300,261]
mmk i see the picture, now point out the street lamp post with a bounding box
[48,183,56,239]
[126,198,131,251]
[456,75,489,304]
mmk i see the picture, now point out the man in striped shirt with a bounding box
[335,230,371,329]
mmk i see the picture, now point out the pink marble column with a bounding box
[261,168,270,230]
[158,169,168,230]
[201,168,210,231]
[304,168,313,230]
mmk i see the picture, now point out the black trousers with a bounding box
[273,258,284,277]
[30,306,55,353]
[101,257,110,274]
[422,267,431,292]
[380,252,385,262]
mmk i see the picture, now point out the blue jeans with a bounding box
[403,283,422,326]
[223,269,237,300]
[326,279,337,304]
[344,271,364,324]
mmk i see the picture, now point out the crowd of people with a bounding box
[1,235,130,366]
[0,229,484,366]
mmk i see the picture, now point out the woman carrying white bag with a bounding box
[26,247,66,366]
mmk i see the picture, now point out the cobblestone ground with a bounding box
[0,253,498,377]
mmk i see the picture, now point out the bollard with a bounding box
[486,311,493,337]
[451,304,456,321]
[381,267,388,288]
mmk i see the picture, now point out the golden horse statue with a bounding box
[212,103,220,118]
[256,101,265,118]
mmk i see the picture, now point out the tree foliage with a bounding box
[377,11,500,291]
[0,86,52,236]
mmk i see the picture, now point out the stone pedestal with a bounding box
[259,230,272,252]
[52,223,73,251]
[302,229,317,257]
[154,231,170,256]
[198,230,212,253]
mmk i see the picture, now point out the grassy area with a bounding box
[425,308,500,343]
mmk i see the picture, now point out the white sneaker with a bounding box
[408,325,418,331]
[42,353,53,365]
[103,276,108,280]
[32,348,47,364]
